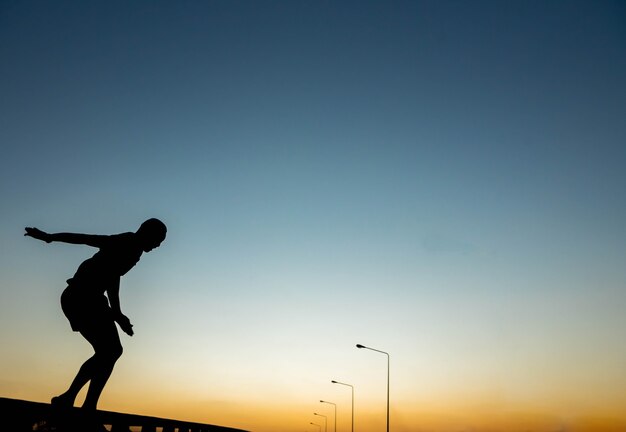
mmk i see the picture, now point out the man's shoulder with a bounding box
[105,232,138,247]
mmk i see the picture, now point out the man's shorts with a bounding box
[60,286,113,332]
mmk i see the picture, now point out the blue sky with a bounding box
[1,1,626,431]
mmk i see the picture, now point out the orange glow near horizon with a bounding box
[3,298,626,432]
[6,379,626,432]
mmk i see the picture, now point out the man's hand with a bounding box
[115,314,134,336]
[24,227,52,243]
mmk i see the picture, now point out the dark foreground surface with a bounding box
[0,397,247,432]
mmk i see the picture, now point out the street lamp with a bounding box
[314,413,327,432]
[331,380,353,432]
[310,422,321,432]
[357,344,390,432]
[320,400,337,432]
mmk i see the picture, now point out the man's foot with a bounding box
[81,402,98,411]
[51,393,74,408]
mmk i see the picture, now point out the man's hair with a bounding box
[138,218,167,240]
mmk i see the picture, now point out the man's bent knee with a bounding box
[111,344,123,361]
[96,344,123,364]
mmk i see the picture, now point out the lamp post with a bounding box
[310,422,321,432]
[320,400,337,432]
[331,380,353,432]
[357,344,390,432]
[314,413,327,432]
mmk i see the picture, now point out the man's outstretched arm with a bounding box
[24,227,109,248]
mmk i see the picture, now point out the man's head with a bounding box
[136,218,167,252]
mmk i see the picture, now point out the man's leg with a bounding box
[81,319,123,410]
[52,355,99,407]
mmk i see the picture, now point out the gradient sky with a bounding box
[1,1,625,431]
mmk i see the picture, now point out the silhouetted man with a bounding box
[24,218,167,411]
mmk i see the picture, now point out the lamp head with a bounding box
[356,344,365,349]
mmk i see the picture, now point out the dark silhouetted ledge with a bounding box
[1,396,247,432]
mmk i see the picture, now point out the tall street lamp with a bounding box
[320,400,337,432]
[314,413,327,432]
[331,380,354,432]
[357,344,390,432]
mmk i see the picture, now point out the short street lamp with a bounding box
[331,380,354,432]
[313,413,327,432]
[320,400,337,432]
